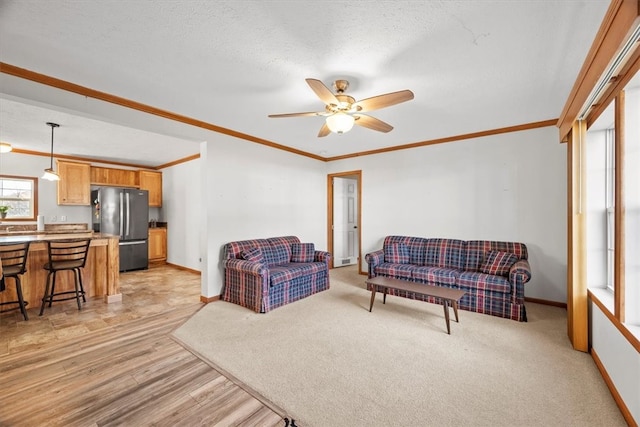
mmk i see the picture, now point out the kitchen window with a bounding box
[0,175,38,221]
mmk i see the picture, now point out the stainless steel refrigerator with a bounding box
[91,187,149,272]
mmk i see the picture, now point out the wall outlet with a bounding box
[60,215,67,222]
[50,216,57,222]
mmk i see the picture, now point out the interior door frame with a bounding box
[327,170,363,274]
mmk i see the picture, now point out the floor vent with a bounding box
[341,259,351,265]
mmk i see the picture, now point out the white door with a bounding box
[333,177,358,267]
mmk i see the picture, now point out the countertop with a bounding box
[0,232,118,244]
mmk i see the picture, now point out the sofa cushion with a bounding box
[479,251,518,276]
[411,266,459,286]
[458,271,512,294]
[375,263,416,280]
[264,236,297,266]
[263,244,292,266]
[384,236,429,264]
[424,239,466,270]
[291,243,315,263]
[226,239,270,260]
[464,240,528,271]
[270,262,326,287]
[240,247,265,264]
[384,243,410,264]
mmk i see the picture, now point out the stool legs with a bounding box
[15,276,28,321]
[1,276,29,321]
[73,269,81,310]
[39,269,85,316]
[76,268,86,303]
[40,271,53,316]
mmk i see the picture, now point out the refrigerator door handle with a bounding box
[125,192,131,237]
[119,240,146,246]
[119,192,124,238]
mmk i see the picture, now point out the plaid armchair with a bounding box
[365,236,531,321]
[222,236,331,313]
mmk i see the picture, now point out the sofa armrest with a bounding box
[509,258,532,301]
[314,250,331,266]
[365,249,385,278]
[225,258,268,277]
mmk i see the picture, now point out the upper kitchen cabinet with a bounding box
[90,166,137,187]
[56,160,91,205]
[138,170,162,207]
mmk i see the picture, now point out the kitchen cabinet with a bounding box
[148,227,167,263]
[56,160,91,205]
[90,166,137,187]
[138,170,163,207]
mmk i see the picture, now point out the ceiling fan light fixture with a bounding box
[42,122,60,181]
[326,112,355,134]
[0,143,12,153]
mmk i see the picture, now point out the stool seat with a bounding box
[2,265,24,276]
[39,238,91,316]
[0,241,31,321]
[44,260,86,270]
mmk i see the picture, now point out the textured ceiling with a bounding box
[0,1,610,166]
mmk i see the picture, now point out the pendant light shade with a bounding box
[42,122,60,181]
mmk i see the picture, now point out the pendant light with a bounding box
[42,122,60,181]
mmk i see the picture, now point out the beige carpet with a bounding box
[173,266,625,427]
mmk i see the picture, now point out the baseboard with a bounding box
[524,296,567,308]
[166,262,201,275]
[200,295,220,304]
[591,348,638,427]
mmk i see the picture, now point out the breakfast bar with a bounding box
[0,231,121,311]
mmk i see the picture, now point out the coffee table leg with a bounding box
[443,300,451,334]
[369,287,376,312]
[383,288,387,304]
[452,300,459,323]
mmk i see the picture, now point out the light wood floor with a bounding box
[0,265,285,426]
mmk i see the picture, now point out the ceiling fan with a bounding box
[268,78,414,137]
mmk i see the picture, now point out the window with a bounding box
[623,81,640,325]
[605,128,615,291]
[585,69,639,328]
[0,175,38,221]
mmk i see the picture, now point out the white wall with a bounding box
[161,156,202,271]
[1,152,92,225]
[198,134,327,298]
[591,299,640,423]
[328,126,567,303]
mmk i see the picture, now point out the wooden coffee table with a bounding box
[366,276,466,334]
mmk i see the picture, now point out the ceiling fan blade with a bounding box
[353,114,393,133]
[306,78,339,106]
[354,90,414,112]
[318,122,331,137]
[268,111,324,118]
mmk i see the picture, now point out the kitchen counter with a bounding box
[0,232,121,309]
[0,232,116,243]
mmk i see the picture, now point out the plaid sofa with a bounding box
[365,236,532,321]
[222,236,331,313]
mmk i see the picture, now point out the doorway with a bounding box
[327,170,362,274]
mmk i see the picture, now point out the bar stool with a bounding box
[0,241,31,321]
[39,238,91,316]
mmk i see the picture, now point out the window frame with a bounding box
[0,174,39,221]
